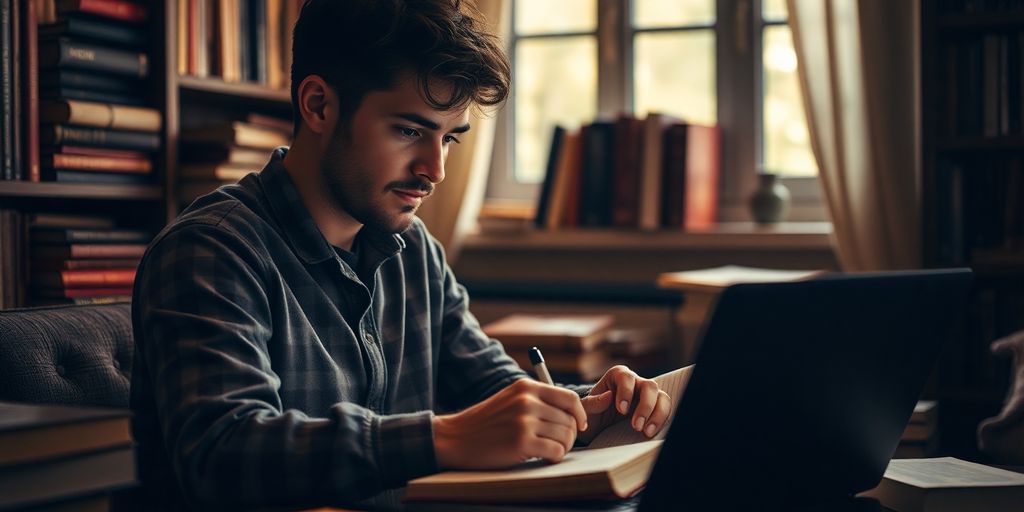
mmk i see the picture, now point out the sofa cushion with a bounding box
[0,303,133,407]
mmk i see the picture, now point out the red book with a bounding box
[46,154,152,174]
[34,286,135,299]
[32,244,147,260]
[682,125,721,230]
[611,115,644,228]
[56,0,148,22]
[23,0,39,181]
[50,146,149,160]
[33,269,136,289]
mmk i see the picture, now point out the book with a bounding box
[41,99,162,131]
[39,16,148,46]
[578,121,616,227]
[31,243,146,260]
[30,258,140,271]
[0,401,131,468]
[28,212,115,229]
[55,0,148,23]
[404,366,694,504]
[1,0,13,180]
[23,0,39,180]
[41,125,160,152]
[611,114,643,228]
[637,113,678,231]
[31,227,151,245]
[545,129,581,230]
[48,145,147,159]
[43,152,153,174]
[179,143,270,166]
[32,268,136,289]
[39,69,142,94]
[39,168,151,184]
[39,38,149,78]
[482,314,615,352]
[657,265,827,293]
[182,121,290,149]
[681,124,720,230]
[32,286,134,298]
[0,445,135,510]
[39,85,145,106]
[861,457,1024,512]
[533,125,566,229]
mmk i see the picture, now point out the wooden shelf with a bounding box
[178,75,291,108]
[464,222,834,251]
[938,136,1024,152]
[938,13,1024,30]
[0,181,163,200]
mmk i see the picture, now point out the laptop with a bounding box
[638,268,973,510]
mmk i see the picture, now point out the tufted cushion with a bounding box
[0,303,133,407]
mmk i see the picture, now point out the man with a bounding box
[131,1,671,510]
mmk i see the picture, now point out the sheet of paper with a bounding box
[585,365,694,450]
[883,457,1024,488]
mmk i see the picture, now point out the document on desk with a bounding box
[404,366,695,504]
[585,365,694,450]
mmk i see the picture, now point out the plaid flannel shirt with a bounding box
[130,148,553,510]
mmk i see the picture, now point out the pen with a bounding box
[528,346,555,385]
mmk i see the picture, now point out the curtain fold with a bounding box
[416,0,509,260]
[787,0,921,271]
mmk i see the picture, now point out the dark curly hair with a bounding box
[290,0,510,135]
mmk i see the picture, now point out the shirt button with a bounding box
[364,333,374,343]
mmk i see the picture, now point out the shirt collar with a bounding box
[258,147,405,266]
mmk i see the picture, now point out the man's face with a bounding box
[319,76,471,234]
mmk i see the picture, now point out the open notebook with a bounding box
[403,366,693,504]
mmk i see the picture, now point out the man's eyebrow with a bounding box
[392,112,471,134]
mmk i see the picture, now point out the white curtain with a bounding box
[416,0,509,260]
[787,0,921,270]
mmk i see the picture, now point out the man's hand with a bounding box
[577,365,671,445]
[432,378,588,469]
[979,330,1024,463]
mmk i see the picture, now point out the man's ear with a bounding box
[296,75,335,136]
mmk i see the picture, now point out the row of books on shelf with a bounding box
[534,114,721,232]
[0,211,146,309]
[935,157,1024,267]
[939,0,1024,14]
[482,314,670,383]
[942,31,1024,139]
[2,0,162,182]
[0,401,134,510]
[178,113,290,204]
[178,0,298,89]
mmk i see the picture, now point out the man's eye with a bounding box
[398,127,420,138]
[443,135,461,144]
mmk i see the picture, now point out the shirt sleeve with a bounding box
[134,221,437,509]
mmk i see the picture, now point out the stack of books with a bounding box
[28,213,147,305]
[483,314,616,383]
[862,457,1024,511]
[895,400,939,459]
[178,113,290,204]
[34,0,161,184]
[0,401,135,511]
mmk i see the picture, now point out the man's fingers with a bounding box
[534,418,577,455]
[630,381,660,433]
[536,383,588,431]
[614,371,636,415]
[644,390,672,438]
[581,390,614,416]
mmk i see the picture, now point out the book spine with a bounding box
[49,153,152,173]
[10,0,20,181]
[40,70,140,94]
[47,269,137,288]
[41,168,150,184]
[51,145,147,159]
[42,39,149,78]
[36,285,134,298]
[40,87,145,106]
[251,0,266,84]
[24,0,39,181]
[1,0,13,180]
[534,126,565,229]
[40,16,148,47]
[238,0,250,82]
[69,243,147,259]
[44,125,160,152]
[32,258,140,270]
[43,100,161,131]
[59,0,148,22]
[579,122,615,227]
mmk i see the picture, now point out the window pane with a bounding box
[763,26,817,177]
[515,37,597,183]
[633,0,714,28]
[515,0,596,35]
[634,30,716,125]
[762,0,788,21]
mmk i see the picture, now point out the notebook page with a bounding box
[585,365,694,450]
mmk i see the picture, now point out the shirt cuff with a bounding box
[372,410,438,487]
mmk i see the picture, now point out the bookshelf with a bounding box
[921,1,1024,459]
[0,0,295,309]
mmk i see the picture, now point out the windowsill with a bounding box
[464,222,834,251]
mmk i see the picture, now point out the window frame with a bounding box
[486,0,825,222]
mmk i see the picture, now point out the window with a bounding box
[486,0,823,221]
